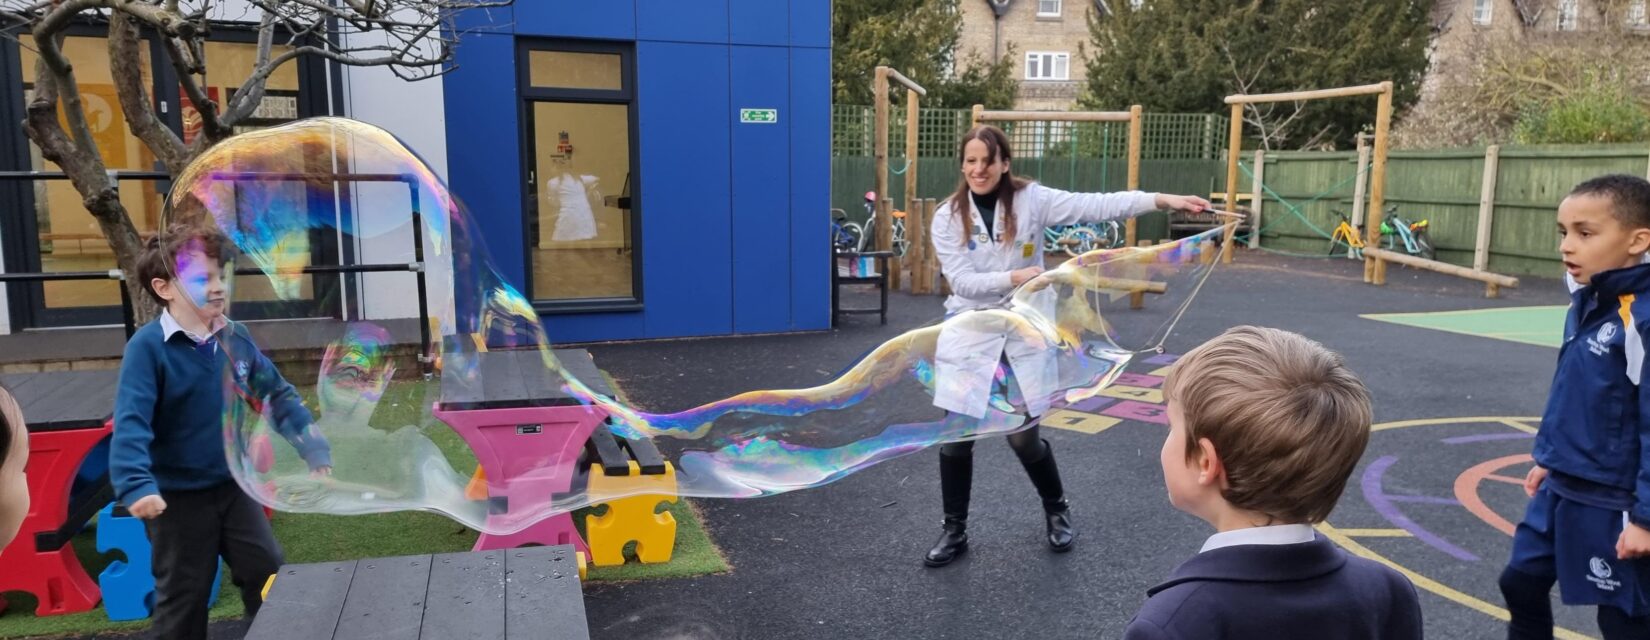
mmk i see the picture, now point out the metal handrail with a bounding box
[1,170,436,374]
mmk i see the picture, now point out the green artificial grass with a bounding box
[1,371,727,639]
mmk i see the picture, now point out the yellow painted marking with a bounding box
[1498,419,1538,434]
[1317,522,1595,640]
[1334,528,1413,538]
[1148,365,1174,377]
[1040,409,1123,435]
[1370,416,1541,432]
[1099,385,1164,404]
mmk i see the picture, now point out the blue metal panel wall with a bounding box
[636,0,728,44]
[791,0,830,48]
[515,2,636,40]
[789,46,831,330]
[731,0,788,47]
[637,41,733,338]
[730,47,790,333]
[441,33,525,296]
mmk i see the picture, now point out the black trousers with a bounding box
[143,482,283,640]
[939,423,1048,463]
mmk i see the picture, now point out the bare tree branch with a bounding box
[109,10,188,173]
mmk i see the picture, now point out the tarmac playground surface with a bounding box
[577,250,1600,639]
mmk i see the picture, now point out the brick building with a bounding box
[957,0,1105,110]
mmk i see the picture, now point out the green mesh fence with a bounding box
[831,105,1227,161]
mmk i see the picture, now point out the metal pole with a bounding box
[406,178,432,377]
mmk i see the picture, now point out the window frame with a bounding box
[515,38,644,315]
[1472,0,1493,25]
[1558,0,1579,30]
[1024,51,1071,81]
[0,21,335,330]
[1037,0,1063,18]
[1629,0,1648,27]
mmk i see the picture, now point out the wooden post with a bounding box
[1365,82,1394,285]
[1474,145,1501,273]
[1126,105,1143,250]
[1131,239,1153,310]
[923,198,941,294]
[971,104,983,128]
[1351,134,1370,229]
[1248,149,1265,249]
[1200,240,1215,265]
[874,67,890,257]
[909,197,929,294]
[1223,102,1244,264]
[877,198,894,265]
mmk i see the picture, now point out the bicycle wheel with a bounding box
[1062,227,1100,257]
[1096,222,1122,248]
[1415,231,1436,261]
[839,222,863,252]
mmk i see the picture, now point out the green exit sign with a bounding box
[740,108,778,124]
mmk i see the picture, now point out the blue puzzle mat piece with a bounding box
[95,503,221,622]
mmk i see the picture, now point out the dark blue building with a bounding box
[443,2,833,343]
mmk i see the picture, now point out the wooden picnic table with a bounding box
[244,544,590,640]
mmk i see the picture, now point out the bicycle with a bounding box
[1327,212,1365,258]
[1378,205,1436,261]
[857,191,909,257]
[1042,221,1123,256]
[830,208,863,253]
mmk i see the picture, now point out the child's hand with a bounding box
[1154,194,1211,213]
[310,465,332,478]
[129,495,167,520]
[1618,522,1650,559]
[1523,465,1548,497]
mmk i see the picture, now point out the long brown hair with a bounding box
[949,125,1031,245]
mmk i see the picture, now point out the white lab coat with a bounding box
[930,182,1159,419]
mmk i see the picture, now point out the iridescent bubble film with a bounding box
[161,117,1226,535]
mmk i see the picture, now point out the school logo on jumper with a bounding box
[235,360,251,381]
[1588,556,1622,591]
[1589,322,1618,356]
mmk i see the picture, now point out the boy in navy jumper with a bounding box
[1502,175,1650,639]
[111,225,331,640]
[1124,326,1422,640]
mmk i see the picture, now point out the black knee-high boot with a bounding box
[1020,439,1075,552]
[924,450,972,567]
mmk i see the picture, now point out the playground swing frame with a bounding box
[1222,82,1518,297]
[872,66,928,292]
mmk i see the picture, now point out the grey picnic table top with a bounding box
[244,544,590,640]
[0,369,121,431]
[439,348,614,411]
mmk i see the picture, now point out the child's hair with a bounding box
[135,223,234,307]
[1570,174,1650,230]
[0,384,21,475]
[1163,326,1373,524]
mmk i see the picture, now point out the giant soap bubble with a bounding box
[158,117,1228,535]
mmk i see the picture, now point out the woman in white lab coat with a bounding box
[922,125,1209,567]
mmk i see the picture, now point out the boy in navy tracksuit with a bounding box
[1124,326,1422,639]
[1502,175,1650,639]
[110,225,331,640]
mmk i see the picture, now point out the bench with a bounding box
[831,250,892,326]
[0,370,120,616]
[580,424,677,566]
[432,348,616,553]
[244,544,589,640]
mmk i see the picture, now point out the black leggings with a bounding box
[939,424,1047,463]
[1500,566,1650,639]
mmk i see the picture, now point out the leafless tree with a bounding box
[0,0,508,321]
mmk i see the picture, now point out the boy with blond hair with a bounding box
[1501,174,1650,639]
[1124,326,1421,639]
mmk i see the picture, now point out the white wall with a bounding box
[336,24,456,337]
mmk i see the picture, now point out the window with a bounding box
[520,42,640,309]
[1630,0,1647,27]
[1025,52,1070,81]
[1558,0,1578,30]
[1129,0,1144,8]
[1473,0,1492,25]
[1038,0,1062,17]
